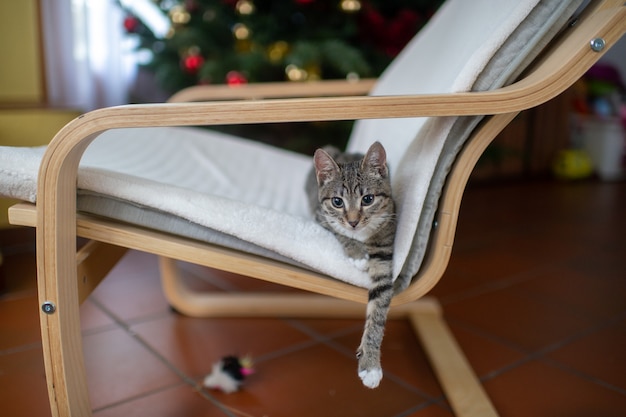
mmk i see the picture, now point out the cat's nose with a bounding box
[348,220,359,228]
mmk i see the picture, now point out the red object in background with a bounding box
[359,6,420,57]
[123,15,139,33]
[226,70,248,86]
[183,54,204,74]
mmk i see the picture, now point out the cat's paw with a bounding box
[356,346,382,388]
[358,368,383,389]
[349,255,369,271]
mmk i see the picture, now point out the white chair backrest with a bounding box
[345,0,583,279]
[349,0,541,165]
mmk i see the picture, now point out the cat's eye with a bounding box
[331,197,344,208]
[361,194,375,206]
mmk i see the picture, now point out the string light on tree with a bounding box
[285,64,308,82]
[236,0,255,15]
[340,0,361,13]
[232,23,251,40]
[169,5,190,25]
[267,41,289,63]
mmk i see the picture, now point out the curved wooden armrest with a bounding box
[168,78,377,102]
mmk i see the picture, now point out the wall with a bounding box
[0,0,45,104]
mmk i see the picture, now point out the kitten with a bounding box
[306,141,396,388]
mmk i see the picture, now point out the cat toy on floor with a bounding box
[203,355,254,394]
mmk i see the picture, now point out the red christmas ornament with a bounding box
[359,7,421,57]
[183,54,205,74]
[226,70,248,86]
[123,15,140,33]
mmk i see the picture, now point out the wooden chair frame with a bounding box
[7,2,625,416]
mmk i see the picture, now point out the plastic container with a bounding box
[580,117,625,181]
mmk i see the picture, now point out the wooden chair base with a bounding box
[160,256,499,417]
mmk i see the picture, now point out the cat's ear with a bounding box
[362,141,388,178]
[314,148,340,185]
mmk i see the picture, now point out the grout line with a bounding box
[534,310,626,357]
[540,356,626,397]
[88,298,239,417]
[0,340,43,356]
[444,316,530,356]
[391,399,451,417]
[287,318,450,402]
[438,261,568,306]
[90,381,188,414]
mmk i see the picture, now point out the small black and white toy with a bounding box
[203,356,254,394]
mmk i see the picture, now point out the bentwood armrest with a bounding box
[168,78,377,102]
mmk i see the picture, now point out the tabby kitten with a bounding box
[306,141,396,388]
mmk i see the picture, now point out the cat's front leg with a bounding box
[356,266,394,388]
[355,296,388,388]
[340,237,370,271]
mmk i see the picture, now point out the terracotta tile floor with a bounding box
[1,180,625,417]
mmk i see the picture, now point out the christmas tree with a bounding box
[121,0,443,93]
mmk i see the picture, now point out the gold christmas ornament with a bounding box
[340,0,361,12]
[235,39,253,53]
[169,5,191,24]
[267,41,289,63]
[285,64,308,81]
[236,0,255,15]
[304,64,321,81]
[232,23,251,40]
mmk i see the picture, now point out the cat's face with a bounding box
[314,142,394,242]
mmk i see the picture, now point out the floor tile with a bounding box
[213,344,428,417]
[83,327,182,410]
[90,251,171,322]
[178,261,303,293]
[402,404,455,417]
[0,347,52,417]
[330,320,444,398]
[445,321,525,378]
[93,384,230,417]
[291,317,363,338]
[484,360,626,417]
[0,251,38,297]
[131,314,315,378]
[80,299,118,332]
[510,263,626,322]
[547,317,626,392]
[443,288,595,352]
[0,293,41,351]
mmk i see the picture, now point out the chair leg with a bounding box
[38,254,92,417]
[410,307,499,417]
[160,256,499,417]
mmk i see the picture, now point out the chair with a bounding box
[2,0,625,416]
